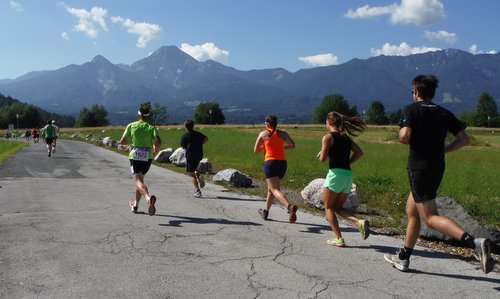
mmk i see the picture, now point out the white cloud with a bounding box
[469,44,497,55]
[345,0,446,26]
[180,42,230,64]
[371,42,441,56]
[61,32,69,41]
[9,0,23,12]
[65,5,108,38]
[344,4,397,19]
[298,53,339,67]
[111,16,161,48]
[424,30,457,44]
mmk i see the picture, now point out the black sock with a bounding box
[287,204,291,212]
[398,246,413,260]
[460,232,475,249]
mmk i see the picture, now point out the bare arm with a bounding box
[317,134,332,162]
[280,130,295,150]
[119,136,128,145]
[399,126,412,144]
[349,140,363,164]
[153,136,161,155]
[444,130,469,154]
[253,132,265,154]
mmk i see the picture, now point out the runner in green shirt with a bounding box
[41,120,55,157]
[120,106,161,216]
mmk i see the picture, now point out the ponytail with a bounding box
[326,111,366,136]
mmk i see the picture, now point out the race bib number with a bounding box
[132,147,149,161]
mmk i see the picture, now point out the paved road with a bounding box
[0,140,498,298]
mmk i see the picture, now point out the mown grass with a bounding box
[60,125,499,230]
[0,140,28,164]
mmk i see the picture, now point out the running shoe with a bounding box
[327,237,345,247]
[48,151,51,157]
[147,195,156,216]
[384,252,410,272]
[193,189,202,198]
[129,200,138,213]
[196,173,205,188]
[473,238,493,274]
[258,208,268,220]
[288,204,298,224]
[358,219,370,240]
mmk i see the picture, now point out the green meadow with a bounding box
[59,125,499,232]
[0,140,28,164]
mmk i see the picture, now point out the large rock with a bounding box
[169,147,186,167]
[154,148,173,163]
[420,197,494,241]
[102,137,114,147]
[213,169,252,188]
[197,158,213,174]
[300,178,359,211]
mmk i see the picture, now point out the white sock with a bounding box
[145,194,151,201]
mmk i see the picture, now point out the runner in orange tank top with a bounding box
[253,115,298,223]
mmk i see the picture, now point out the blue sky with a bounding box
[1,0,499,79]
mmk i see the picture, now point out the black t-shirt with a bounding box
[181,130,207,160]
[328,132,352,170]
[400,101,466,170]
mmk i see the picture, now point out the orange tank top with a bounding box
[264,130,286,161]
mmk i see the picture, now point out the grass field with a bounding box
[58,125,500,231]
[0,140,28,164]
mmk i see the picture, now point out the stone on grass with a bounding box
[169,147,186,167]
[213,169,252,187]
[155,148,174,163]
[301,178,359,211]
[197,158,213,174]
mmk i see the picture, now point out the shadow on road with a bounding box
[214,195,262,202]
[371,244,468,261]
[408,269,500,284]
[156,214,262,227]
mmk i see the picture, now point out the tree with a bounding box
[474,92,499,127]
[194,101,225,124]
[76,104,109,127]
[388,109,403,125]
[365,100,389,125]
[312,93,353,123]
[459,111,476,127]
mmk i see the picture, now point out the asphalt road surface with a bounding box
[0,140,498,298]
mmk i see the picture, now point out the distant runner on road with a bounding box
[41,120,55,157]
[180,119,208,198]
[119,106,161,216]
[51,120,59,153]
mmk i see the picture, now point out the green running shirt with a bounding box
[121,120,159,159]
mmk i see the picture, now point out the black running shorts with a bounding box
[407,168,444,203]
[263,160,287,179]
[130,159,152,175]
[186,158,201,173]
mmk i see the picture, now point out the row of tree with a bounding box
[0,94,75,129]
[312,92,499,127]
[2,91,498,129]
[74,101,226,127]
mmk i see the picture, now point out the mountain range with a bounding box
[1,46,499,124]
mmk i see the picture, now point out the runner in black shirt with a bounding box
[384,74,493,274]
[181,119,208,198]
